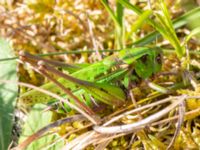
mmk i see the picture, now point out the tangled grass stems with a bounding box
[93,96,186,134]
[103,96,178,126]
[63,96,200,149]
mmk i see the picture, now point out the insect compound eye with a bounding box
[141,54,148,63]
[156,53,162,64]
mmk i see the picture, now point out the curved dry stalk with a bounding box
[125,108,152,120]
[149,122,171,132]
[62,131,94,150]
[46,123,92,150]
[95,139,112,150]
[12,115,83,150]
[63,131,108,150]
[75,132,96,149]
[129,90,143,120]
[103,95,200,127]
[152,107,200,126]
[103,96,176,126]
[94,95,186,134]
[64,131,127,149]
[0,80,98,125]
[104,91,165,121]
[87,17,102,60]
[167,100,185,150]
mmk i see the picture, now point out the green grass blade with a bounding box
[155,13,184,57]
[101,0,120,27]
[118,0,200,47]
[0,38,18,150]
[126,10,152,40]
[116,2,124,27]
[101,0,125,48]
[116,1,125,48]
[155,0,185,57]
[117,0,142,14]
[184,27,200,44]
[118,0,185,57]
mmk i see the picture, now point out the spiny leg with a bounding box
[37,65,96,116]
[19,51,96,117]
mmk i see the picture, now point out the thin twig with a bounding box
[129,90,143,120]
[94,96,186,134]
[103,96,175,126]
[167,100,185,150]
[87,17,102,60]
[152,107,200,126]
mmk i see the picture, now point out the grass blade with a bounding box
[101,0,120,27]
[0,38,18,150]
[154,0,185,57]
[126,10,152,40]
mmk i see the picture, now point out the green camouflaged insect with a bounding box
[19,47,162,108]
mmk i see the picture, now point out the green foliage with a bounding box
[132,7,200,46]
[117,0,185,58]
[19,104,64,150]
[0,38,18,150]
